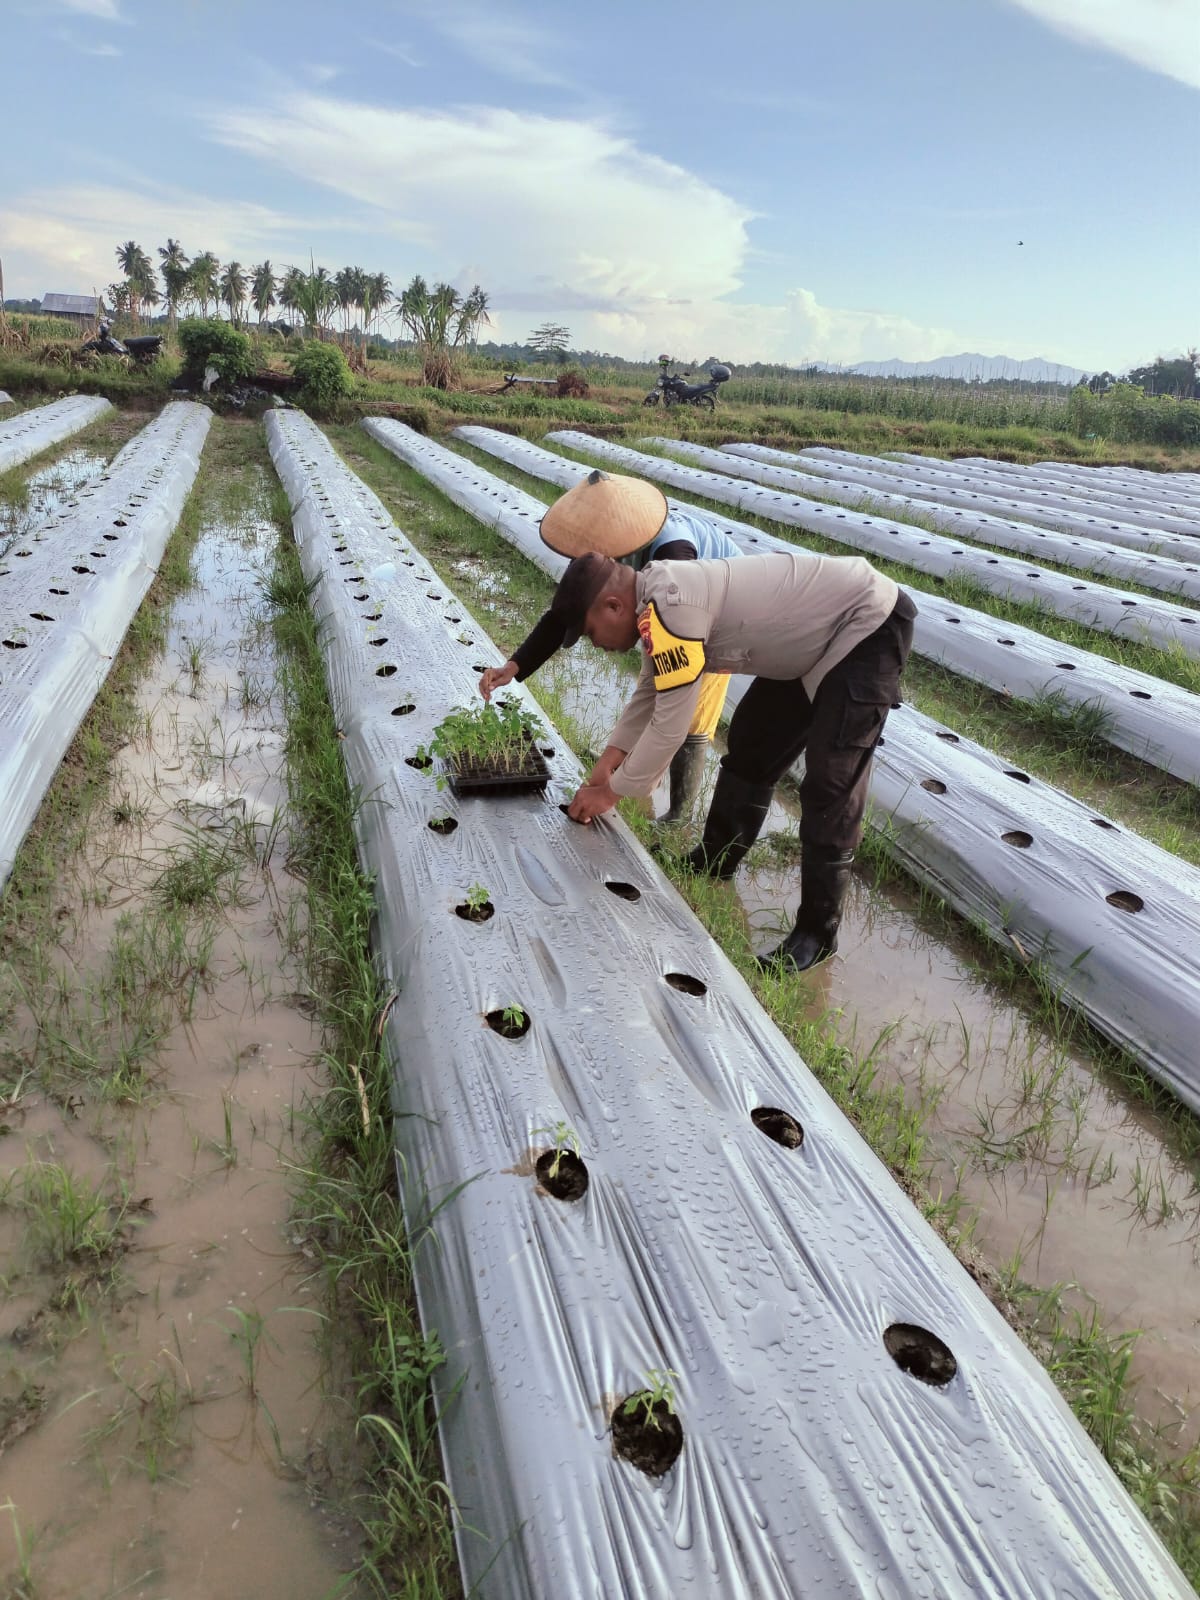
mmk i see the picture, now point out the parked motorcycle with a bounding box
[81,322,164,364]
[643,362,731,410]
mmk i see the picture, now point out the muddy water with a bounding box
[0,448,109,558]
[452,556,1198,1455]
[0,508,357,1596]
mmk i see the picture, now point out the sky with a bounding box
[1,0,1197,374]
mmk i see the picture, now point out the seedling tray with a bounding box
[444,746,551,798]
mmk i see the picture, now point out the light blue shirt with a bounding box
[627,508,743,569]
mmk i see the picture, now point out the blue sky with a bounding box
[2,0,1197,372]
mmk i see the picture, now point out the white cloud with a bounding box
[56,0,125,19]
[1003,0,1200,91]
[206,92,985,363]
[408,1,571,87]
[0,184,319,298]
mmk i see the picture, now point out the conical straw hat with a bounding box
[539,469,668,558]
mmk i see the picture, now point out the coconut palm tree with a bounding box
[157,238,190,331]
[189,252,221,318]
[361,271,391,346]
[277,265,304,331]
[250,261,277,325]
[219,260,248,327]
[115,240,152,321]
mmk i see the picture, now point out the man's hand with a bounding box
[567,781,619,824]
[478,660,519,702]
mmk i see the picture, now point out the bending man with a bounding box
[557,546,917,972]
[478,468,743,824]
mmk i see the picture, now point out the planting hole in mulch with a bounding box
[428,816,458,836]
[376,664,397,678]
[665,972,707,997]
[920,778,947,794]
[486,1006,531,1040]
[883,1323,958,1387]
[611,1395,683,1477]
[1091,818,1118,831]
[29,613,55,622]
[535,1148,589,1201]
[367,637,388,647]
[1055,662,1077,671]
[540,746,555,758]
[935,731,959,742]
[1004,770,1032,783]
[751,1106,804,1148]
[455,897,494,923]
[405,753,432,770]
[1106,890,1144,914]
[391,703,415,716]
[605,881,641,902]
[1001,830,1033,849]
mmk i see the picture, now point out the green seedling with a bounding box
[532,1121,580,1181]
[465,883,491,914]
[430,698,544,778]
[622,1368,679,1432]
[501,1003,527,1032]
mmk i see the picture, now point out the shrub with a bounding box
[178,318,254,386]
[291,340,353,416]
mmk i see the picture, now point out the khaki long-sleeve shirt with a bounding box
[608,551,900,798]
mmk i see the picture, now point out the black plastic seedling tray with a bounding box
[444,746,551,798]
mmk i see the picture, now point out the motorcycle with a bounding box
[81,322,164,364]
[643,361,731,410]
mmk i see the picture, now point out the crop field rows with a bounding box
[1,397,1198,1595]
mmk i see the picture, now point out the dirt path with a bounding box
[1,433,358,1598]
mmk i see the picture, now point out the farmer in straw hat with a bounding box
[551,545,917,972]
[478,468,744,824]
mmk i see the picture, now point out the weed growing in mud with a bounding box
[3,1159,130,1270]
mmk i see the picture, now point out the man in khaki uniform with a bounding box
[478,467,744,824]
[560,546,917,971]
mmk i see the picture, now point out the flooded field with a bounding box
[2,414,1196,1593]
[0,460,359,1596]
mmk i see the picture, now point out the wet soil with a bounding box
[610,1394,683,1476]
[0,499,359,1596]
[535,1148,589,1202]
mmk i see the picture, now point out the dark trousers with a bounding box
[723,593,916,852]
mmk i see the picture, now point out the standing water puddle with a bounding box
[0,506,356,1595]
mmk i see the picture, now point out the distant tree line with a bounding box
[98,240,490,387]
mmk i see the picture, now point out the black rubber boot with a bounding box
[661,735,709,825]
[683,765,774,881]
[758,843,855,972]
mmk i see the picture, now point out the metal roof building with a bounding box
[41,293,103,320]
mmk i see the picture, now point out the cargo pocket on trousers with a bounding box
[836,678,891,750]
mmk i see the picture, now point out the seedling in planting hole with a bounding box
[466,883,491,914]
[501,1003,526,1032]
[532,1121,580,1182]
[623,1369,679,1432]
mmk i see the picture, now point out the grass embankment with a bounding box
[330,421,1200,1583]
